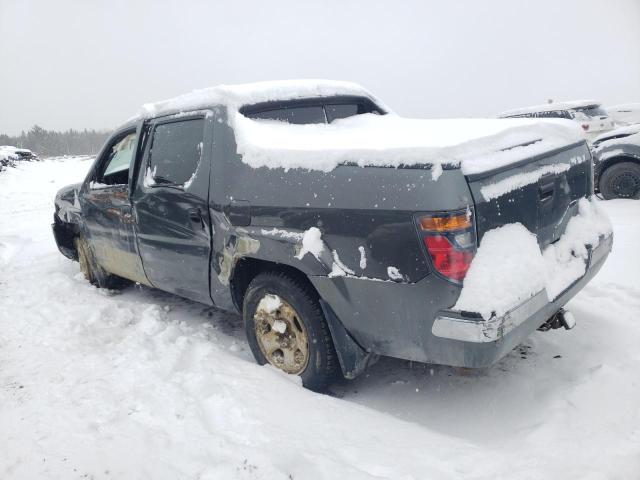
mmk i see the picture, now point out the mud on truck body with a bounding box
[53,80,612,390]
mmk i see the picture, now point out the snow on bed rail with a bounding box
[480,153,588,201]
[232,112,584,175]
[454,198,612,320]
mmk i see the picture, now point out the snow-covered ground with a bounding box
[1,157,639,479]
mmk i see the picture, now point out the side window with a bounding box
[96,131,137,186]
[532,111,570,119]
[147,118,204,186]
[325,100,381,123]
[245,106,326,124]
[325,104,359,123]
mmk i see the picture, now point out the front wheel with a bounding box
[243,271,339,391]
[599,161,640,200]
[74,236,130,289]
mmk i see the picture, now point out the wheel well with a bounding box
[53,215,81,260]
[230,257,319,312]
[599,155,640,182]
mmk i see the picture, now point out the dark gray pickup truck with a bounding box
[53,80,612,390]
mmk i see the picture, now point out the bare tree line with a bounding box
[0,125,112,157]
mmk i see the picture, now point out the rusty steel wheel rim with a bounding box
[254,294,309,375]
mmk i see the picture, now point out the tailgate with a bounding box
[465,141,592,248]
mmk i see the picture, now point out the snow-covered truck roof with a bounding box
[130,80,585,176]
[136,79,388,119]
[498,100,603,118]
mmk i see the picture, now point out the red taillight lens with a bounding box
[424,235,474,282]
[417,211,476,283]
[582,124,590,131]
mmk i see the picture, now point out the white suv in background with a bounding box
[498,100,615,139]
[606,103,640,126]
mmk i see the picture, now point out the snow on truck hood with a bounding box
[135,80,584,176]
[233,112,584,175]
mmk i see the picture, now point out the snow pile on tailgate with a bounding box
[455,198,612,320]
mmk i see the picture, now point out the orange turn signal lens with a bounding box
[419,213,472,232]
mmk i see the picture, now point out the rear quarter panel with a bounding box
[208,108,475,345]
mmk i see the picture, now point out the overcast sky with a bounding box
[1,0,639,135]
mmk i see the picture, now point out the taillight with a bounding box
[416,210,476,283]
[582,124,590,131]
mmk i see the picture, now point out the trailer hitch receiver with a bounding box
[537,308,576,332]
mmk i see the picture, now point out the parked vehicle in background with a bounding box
[591,124,640,148]
[591,124,640,199]
[606,103,640,126]
[0,146,39,161]
[0,146,39,171]
[52,80,612,390]
[498,100,615,139]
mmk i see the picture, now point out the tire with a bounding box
[599,161,640,200]
[74,236,130,289]
[243,271,339,391]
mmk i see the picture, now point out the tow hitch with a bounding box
[537,308,576,332]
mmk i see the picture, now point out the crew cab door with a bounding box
[131,112,213,304]
[80,127,149,284]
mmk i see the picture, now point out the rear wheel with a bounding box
[599,161,640,200]
[243,271,339,391]
[74,236,130,289]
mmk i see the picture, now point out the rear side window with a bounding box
[325,104,359,122]
[507,111,571,120]
[533,110,572,119]
[148,118,204,186]
[246,106,326,124]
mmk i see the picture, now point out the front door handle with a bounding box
[188,208,205,229]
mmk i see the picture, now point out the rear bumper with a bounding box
[430,234,612,366]
[311,234,612,370]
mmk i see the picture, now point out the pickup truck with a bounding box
[53,80,612,390]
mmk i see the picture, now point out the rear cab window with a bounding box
[240,96,385,125]
[247,106,326,124]
[146,118,205,187]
